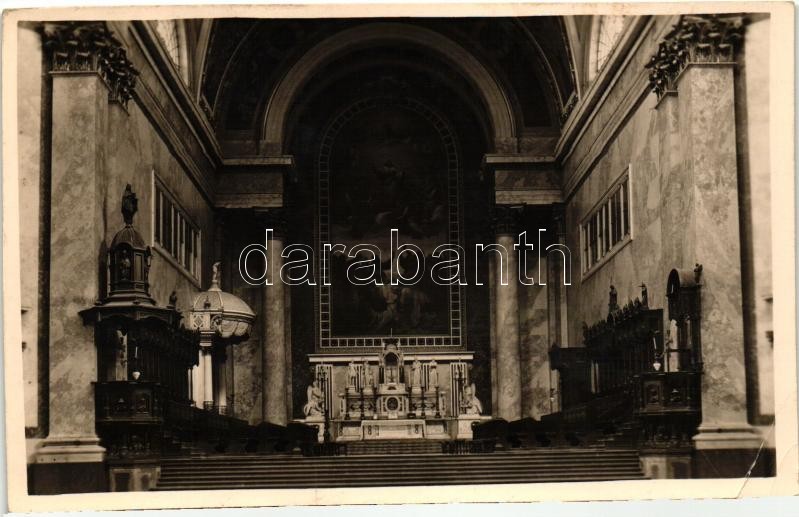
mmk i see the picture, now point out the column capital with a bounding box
[41,21,139,109]
[492,204,523,236]
[645,14,746,100]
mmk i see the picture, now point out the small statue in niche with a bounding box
[693,263,703,283]
[640,283,649,307]
[428,360,439,389]
[363,360,374,389]
[347,361,358,387]
[462,383,483,415]
[121,184,138,225]
[410,357,422,387]
[303,380,324,417]
[211,261,222,288]
[609,285,619,314]
[168,290,178,309]
[119,249,132,280]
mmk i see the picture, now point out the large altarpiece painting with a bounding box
[317,97,463,348]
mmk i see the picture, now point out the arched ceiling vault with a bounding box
[199,17,578,155]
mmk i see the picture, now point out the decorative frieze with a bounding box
[645,14,746,99]
[41,21,139,108]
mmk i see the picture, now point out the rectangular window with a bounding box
[580,168,632,275]
[154,180,201,281]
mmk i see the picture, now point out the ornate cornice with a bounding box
[645,14,746,100]
[41,21,139,109]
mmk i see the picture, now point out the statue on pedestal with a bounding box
[410,357,422,387]
[609,285,619,314]
[347,360,358,387]
[363,361,374,389]
[462,382,482,415]
[303,380,324,417]
[428,360,438,389]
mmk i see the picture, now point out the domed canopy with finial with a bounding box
[107,184,154,305]
[80,184,182,327]
[190,262,255,343]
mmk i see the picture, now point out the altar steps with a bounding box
[346,439,443,455]
[153,448,646,490]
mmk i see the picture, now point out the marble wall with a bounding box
[224,226,265,425]
[19,25,45,464]
[18,25,43,435]
[560,15,773,433]
[519,255,552,419]
[20,23,218,459]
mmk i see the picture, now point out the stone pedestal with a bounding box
[454,414,488,440]
[640,450,693,479]
[676,61,761,468]
[32,72,109,494]
[298,416,326,443]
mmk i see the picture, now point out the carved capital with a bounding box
[645,14,746,99]
[41,21,139,108]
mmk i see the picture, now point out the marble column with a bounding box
[493,205,522,421]
[201,345,213,410]
[191,349,204,407]
[260,210,288,425]
[674,38,760,451]
[34,72,108,479]
[214,349,228,414]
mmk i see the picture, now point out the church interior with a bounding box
[15,13,776,493]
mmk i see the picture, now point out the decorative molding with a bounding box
[555,16,653,161]
[495,189,562,206]
[645,14,746,100]
[559,91,578,125]
[41,21,139,109]
[216,193,283,209]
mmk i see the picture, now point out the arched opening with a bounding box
[281,42,495,417]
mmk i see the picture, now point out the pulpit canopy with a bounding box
[190,262,255,343]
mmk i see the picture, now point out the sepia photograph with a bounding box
[1,1,796,512]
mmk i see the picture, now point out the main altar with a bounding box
[300,339,486,442]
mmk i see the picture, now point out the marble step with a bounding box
[154,473,647,490]
[345,440,443,455]
[159,455,640,470]
[159,461,642,477]
[160,447,640,461]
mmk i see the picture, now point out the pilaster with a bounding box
[647,14,761,469]
[31,22,140,494]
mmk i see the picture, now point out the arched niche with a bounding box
[259,22,516,154]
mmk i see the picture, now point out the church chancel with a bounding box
[303,339,485,441]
